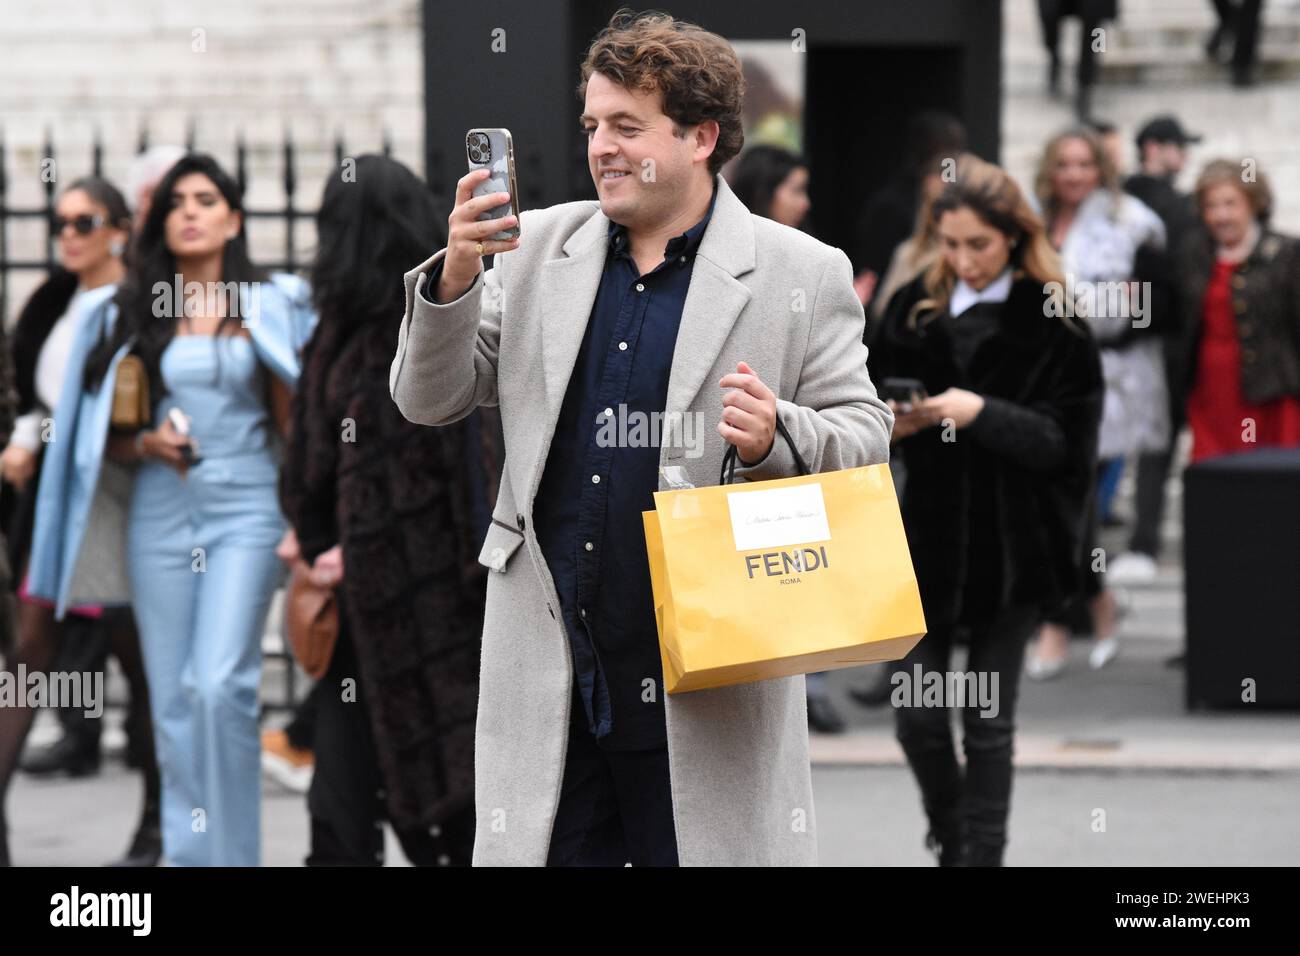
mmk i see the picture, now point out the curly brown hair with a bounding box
[577,9,745,176]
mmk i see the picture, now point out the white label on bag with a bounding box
[726,482,831,552]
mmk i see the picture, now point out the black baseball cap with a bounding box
[1136,115,1203,148]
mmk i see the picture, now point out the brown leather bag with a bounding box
[111,354,150,430]
[285,560,339,679]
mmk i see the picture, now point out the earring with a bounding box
[110,239,126,257]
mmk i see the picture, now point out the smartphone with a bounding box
[168,407,202,466]
[879,377,929,407]
[465,128,520,241]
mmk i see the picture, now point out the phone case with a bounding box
[466,128,520,241]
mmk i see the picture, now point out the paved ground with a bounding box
[9,751,1298,867]
[8,570,1300,866]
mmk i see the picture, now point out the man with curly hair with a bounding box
[392,9,893,866]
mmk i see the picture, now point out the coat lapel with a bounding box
[664,177,755,416]
[528,205,607,501]
[539,205,607,419]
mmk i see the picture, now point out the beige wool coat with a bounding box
[390,175,893,865]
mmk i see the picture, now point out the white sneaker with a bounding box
[1025,652,1068,681]
[1107,552,1158,586]
[1089,636,1120,670]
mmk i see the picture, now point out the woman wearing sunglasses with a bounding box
[0,177,163,868]
[25,154,316,866]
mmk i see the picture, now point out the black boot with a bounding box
[1206,12,1236,63]
[1074,84,1093,123]
[897,718,966,867]
[106,770,161,867]
[925,818,966,867]
[19,734,100,778]
[963,839,1005,867]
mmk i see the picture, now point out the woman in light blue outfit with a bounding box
[28,154,315,865]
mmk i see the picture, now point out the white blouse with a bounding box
[9,286,91,453]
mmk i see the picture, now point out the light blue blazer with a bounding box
[27,272,316,619]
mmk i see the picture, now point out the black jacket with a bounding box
[869,275,1104,625]
[1171,228,1300,406]
[280,315,489,831]
[1122,173,1200,355]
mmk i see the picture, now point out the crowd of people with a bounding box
[0,9,1296,867]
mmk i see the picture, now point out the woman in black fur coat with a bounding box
[868,156,1103,866]
[280,155,491,866]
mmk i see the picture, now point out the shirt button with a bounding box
[584,541,593,551]
[618,341,628,351]
[579,607,587,619]
[635,283,645,292]
[591,474,601,483]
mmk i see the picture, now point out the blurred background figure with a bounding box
[0,176,163,868]
[1178,158,1300,462]
[1037,0,1120,118]
[850,111,967,316]
[28,154,316,866]
[869,155,1102,864]
[865,161,957,330]
[728,145,811,231]
[1109,116,1203,585]
[1026,126,1165,679]
[1206,0,1266,86]
[279,154,487,865]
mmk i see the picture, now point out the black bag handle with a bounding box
[719,416,811,486]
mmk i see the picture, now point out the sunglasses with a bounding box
[51,213,107,236]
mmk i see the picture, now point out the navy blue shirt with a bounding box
[532,187,717,750]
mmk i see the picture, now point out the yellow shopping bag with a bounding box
[643,429,926,694]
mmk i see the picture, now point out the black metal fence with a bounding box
[0,123,392,322]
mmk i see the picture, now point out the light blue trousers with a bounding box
[128,458,285,866]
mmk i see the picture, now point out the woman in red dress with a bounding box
[1181,160,1300,462]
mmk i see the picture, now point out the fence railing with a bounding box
[0,123,392,322]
